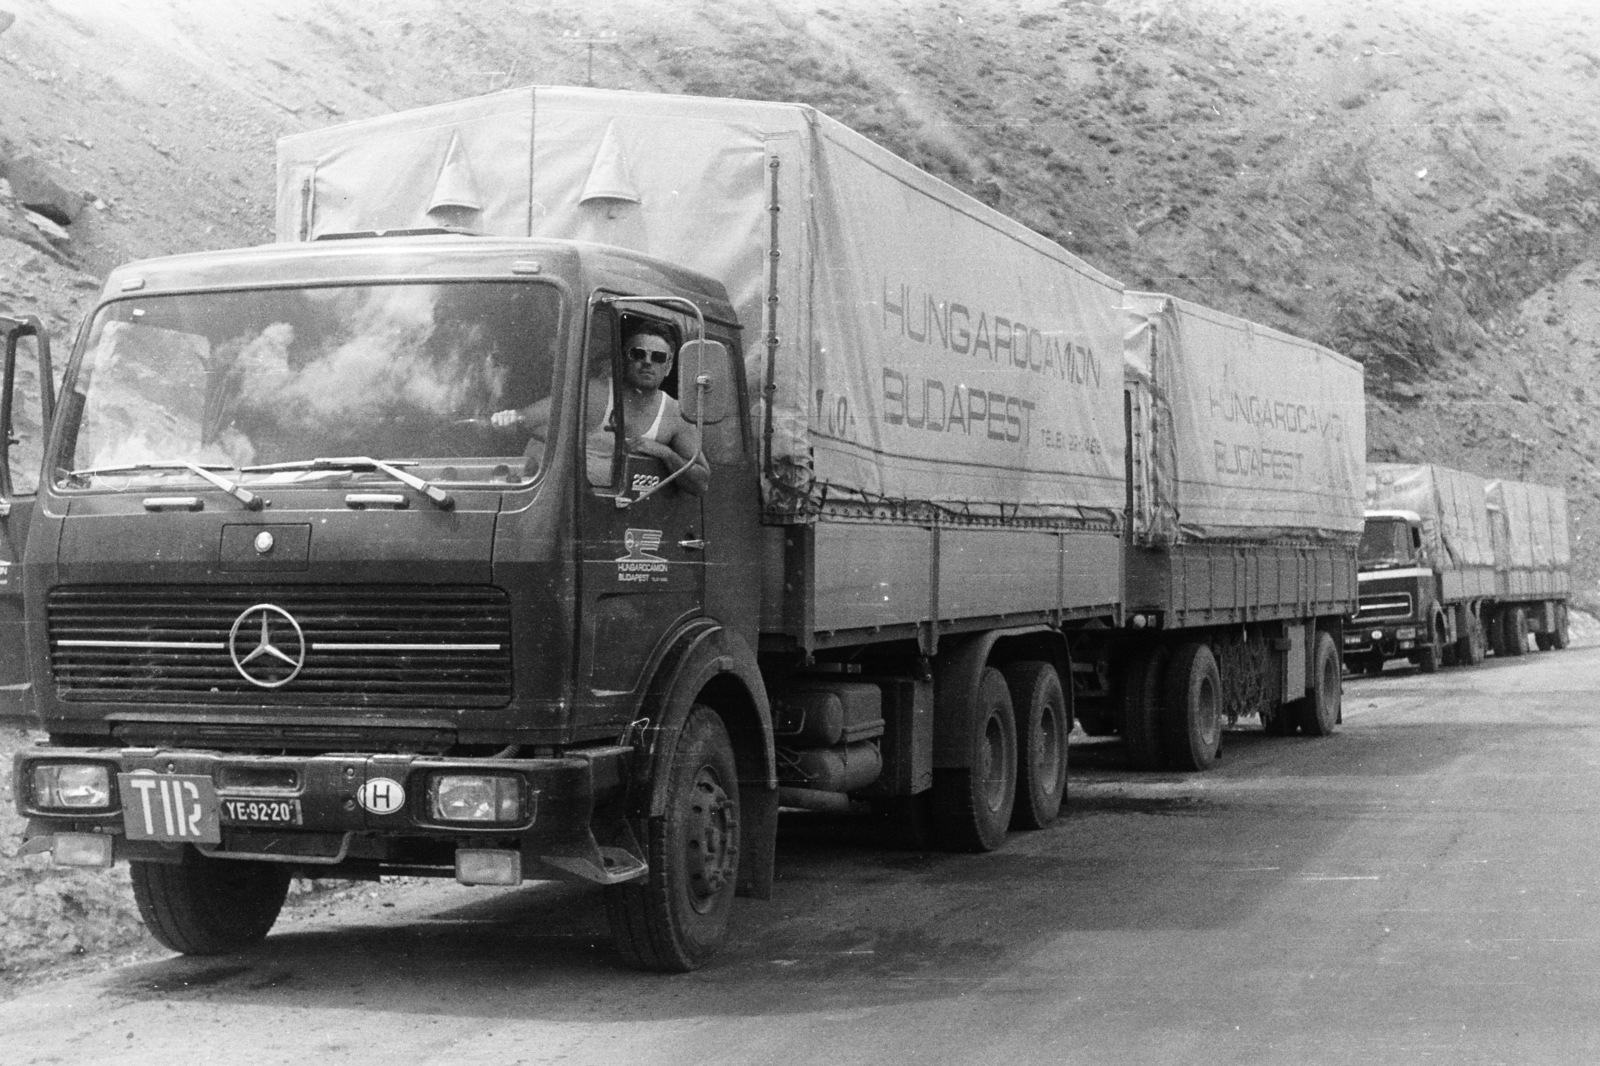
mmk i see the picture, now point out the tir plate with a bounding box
[119,773,222,844]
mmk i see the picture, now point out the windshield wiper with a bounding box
[67,460,264,511]
[243,456,454,511]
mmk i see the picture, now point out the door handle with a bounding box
[678,539,706,551]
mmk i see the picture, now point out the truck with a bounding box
[1345,463,1571,674]
[6,87,1360,972]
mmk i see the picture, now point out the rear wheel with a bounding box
[1502,607,1528,657]
[930,667,1017,852]
[1003,661,1069,830]
[130,850,290,955]
[1553,603,1571,650]
[1456,608,1486,666]
[606,705,740,972]
[1293,630,1342,736]
[1119,645,1169,771]
[1163,641,1222,771]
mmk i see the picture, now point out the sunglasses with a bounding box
[627,347,672,365]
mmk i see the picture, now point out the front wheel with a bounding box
[130,849,291,955]
[930,666,1018,852]
[1419,631,1442,674]
[1119,645,1169,771]
[606,705,740,972]
[1003,661,1069,830]
[1294,630,1342,736]
[1163,641,1222,771]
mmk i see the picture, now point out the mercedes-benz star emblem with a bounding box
[228,604,307,689]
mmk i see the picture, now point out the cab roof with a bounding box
[97,234,737,326]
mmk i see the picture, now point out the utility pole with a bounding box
[562,30,619,87]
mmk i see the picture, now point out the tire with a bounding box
[1456,609,1486,666]
[1002,661,1069,831]
[1162,641,1222,772]
[1535,632,1553,652]
[1553,603,1571,650]
[930,666,1017,852]
[606,705,740,972]
[1419,632,1441,674]
[129,849,291,955]
[1119,645,1169,771]
[1503,607,1528,658]
[1293,630,1342,736]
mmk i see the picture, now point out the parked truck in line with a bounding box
[1345,463,1571,674]
[6,87,1361,972]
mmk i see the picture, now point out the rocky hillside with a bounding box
[3,0,1600,585]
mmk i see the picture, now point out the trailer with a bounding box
[1070,293,1364,769]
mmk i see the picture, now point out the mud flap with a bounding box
[736,782,777,900]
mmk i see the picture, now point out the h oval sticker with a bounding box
[357,777,406,815]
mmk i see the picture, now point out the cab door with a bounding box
[0,316,55,721]
[576,302,704,720]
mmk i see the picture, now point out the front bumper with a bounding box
[13,745,644,884]
[1342,624,1419,661]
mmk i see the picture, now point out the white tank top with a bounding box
[602,390,667,441]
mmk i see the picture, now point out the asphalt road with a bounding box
[4,646,1599,1066]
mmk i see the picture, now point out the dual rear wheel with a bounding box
[1121,629,1341,766]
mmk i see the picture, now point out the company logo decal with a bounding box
[228,604,307,689]
[616,528,669,583]
[357,777,406,815]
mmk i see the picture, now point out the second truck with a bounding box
[1346,463,1571,673]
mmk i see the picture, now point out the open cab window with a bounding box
[54,281,563,490]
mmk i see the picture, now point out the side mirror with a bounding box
[676,339,730,425]
[0,315,54,499]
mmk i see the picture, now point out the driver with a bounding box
[491,321,707,495]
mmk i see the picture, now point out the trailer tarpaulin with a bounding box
[275,86,1127,528]
[1123,292,1364,545]
[1487,479,1571,570]
[1366,463,1494,569]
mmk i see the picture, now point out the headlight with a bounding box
[1395,627,1417,640]
[31,764,113,810]
[427,773,523,824]
[1371,629,1384,641]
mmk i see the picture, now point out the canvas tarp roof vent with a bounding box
[428,131,484,216]
[578,121,641,208]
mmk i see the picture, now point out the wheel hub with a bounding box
[684,767,737,913]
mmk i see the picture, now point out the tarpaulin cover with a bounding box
[275,86,1128,528]
[1486,478,1571,569]
[1123,292,1365,545]
[1365,463,1494,569]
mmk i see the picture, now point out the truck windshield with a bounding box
[54,281,562,487]
[1358,518,1413,567]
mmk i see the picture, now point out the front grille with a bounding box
[1353,593,1413,621]
[49,585,511,707]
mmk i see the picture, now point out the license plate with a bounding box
[220,797,301,827]
[119,773,222,844]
